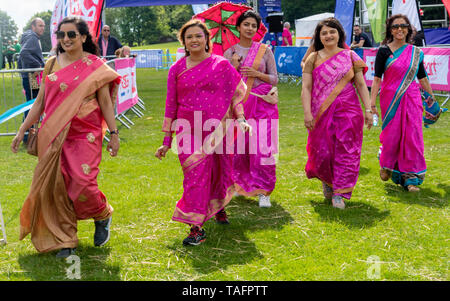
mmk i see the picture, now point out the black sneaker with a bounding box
[215,208,230,224]
[182,226,206,246]
[94,217,112,247]
[56,248,76,258]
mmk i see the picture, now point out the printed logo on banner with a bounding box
[423,55,449,86]
[115,58,139,114]
[365,55,376,81]
[277,53,294,68]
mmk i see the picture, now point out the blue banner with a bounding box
[274,46,308,77]
[334,0,356,46]
[259,0,282,46]
[131,50,164,69]
[105,0,244,7]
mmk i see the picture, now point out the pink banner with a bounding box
[363,47,450,92]
[51,0,104,48]
[115,57,139,114]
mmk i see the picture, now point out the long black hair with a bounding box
[56,17,100,56]
[382,14,414,45]
[312,17,346,51]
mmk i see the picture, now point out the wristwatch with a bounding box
[110,129,119,135]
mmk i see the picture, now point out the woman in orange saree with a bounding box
[155,20,251,246]
[11,17,121,258]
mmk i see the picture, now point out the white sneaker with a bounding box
[258,194,271,208]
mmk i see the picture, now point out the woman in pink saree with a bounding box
[223,10,279,208]
[370,15,435,192]
[301,18,373,209]
[155,20,251,246]
[11,17,121,258]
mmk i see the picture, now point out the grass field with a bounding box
[0,65,448,280]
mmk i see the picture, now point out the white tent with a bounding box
[295,12,334,47]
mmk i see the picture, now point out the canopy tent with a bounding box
[295,13,334,47]
[105,0,245,7]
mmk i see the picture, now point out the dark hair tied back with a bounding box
[56,17,100,56]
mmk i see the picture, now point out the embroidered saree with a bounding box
[20,54,121,253]
[379,44,426,187]
[163,54,246,226]
[304,50,367,199]
[224,42,279,197]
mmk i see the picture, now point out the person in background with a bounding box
[281,22,293,46]
[12,40,21,68]
[6,41,15,69]
[301,17,373,209]
[98,25,123,59]
[350,25,372,49]
[370,14,435,192]
[115,46,133,58]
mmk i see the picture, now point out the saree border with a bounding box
[381,45,421,130]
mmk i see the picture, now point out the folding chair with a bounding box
[0,201,6,245]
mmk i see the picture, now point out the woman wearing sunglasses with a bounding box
[370,14,435,192]
[11,17,121,258]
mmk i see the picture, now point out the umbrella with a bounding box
[194,2,268,56]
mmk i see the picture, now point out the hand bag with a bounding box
[26,58,56,156]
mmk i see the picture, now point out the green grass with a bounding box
[0,67,448,281]
[132,41,181,56]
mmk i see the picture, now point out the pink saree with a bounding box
[228,42,279,197]
[20,54,121,253]
[379,44,426,187]
[305,50,367,199]
[163,54,246,226]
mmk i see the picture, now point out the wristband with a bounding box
[163,136,173,148]
[110,129,119,135]
[365,109,373,113]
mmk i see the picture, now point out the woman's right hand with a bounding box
[231,53,242,69]
[155,145,170,160]
[11,130,25,153]
[371,105,379,118]
[304,112,314,130]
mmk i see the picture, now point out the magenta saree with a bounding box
[305,50,367,199]
[163,54,246,226]
[20,54,121,252]
[379,44,426,187]
[226,42,279,197]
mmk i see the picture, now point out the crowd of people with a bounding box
[8,11,437,257]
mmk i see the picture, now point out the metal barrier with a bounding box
[0,68,43,136]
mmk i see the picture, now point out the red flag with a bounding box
[51,0,105,48]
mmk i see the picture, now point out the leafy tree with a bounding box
[0,10,19,47]
[23,10,53,52]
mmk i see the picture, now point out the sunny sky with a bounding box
[0,0,56,34]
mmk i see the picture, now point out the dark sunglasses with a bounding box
[391,23,409,29]
[56,30,79,39]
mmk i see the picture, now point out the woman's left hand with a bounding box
[365,111,373,130]
[107,135,120,157]
[240,66,260,78]
[237,118,253,136]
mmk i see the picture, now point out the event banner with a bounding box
[274,46,307,77]
[115,57,139,115]
[334,0,356,46]
[362,47,450,92]
[364,0,387,43]
[50,0,104,48]
[132,50,164,69]
[392,0,421,31]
